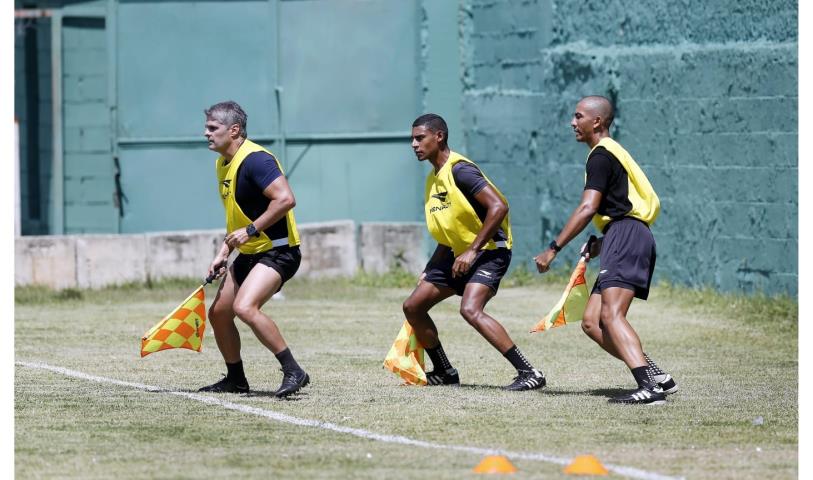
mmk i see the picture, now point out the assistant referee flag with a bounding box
[383,321,427,385]
[531,257,589,333]
[141,286,207,357]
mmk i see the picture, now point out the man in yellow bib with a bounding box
[200,101,309,398]
[534,96,677,405]
[404,113,546,391]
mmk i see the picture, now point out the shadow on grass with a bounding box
[542,387,625,398]
[458,384,510,391]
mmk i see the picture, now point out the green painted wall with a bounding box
[16,0,795,294]
[462,0,797,294]
[17,0,454,235]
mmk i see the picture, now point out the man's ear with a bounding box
[592,116,603,131]
[436,130,446,145]
[229,124,241,139]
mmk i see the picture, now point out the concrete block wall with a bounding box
[297,221,359,278]
[15,221,426,289]
[360,222,427,274]
[462,0,797,294]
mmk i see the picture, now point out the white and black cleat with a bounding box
[504,368,546,391]
[609,383,666,405]
[425,368,460,386]
[654,373,678,395]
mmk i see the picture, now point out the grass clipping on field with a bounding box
[14,272,797,480]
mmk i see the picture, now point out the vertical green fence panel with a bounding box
[62,16,116,233]
[285,142,423,223]
[278,0,423,224]
[116,0,278,139]
[116,0,277,233]
[279,0,419,133]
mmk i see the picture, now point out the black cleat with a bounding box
[654,373,678,395]
[275,369,310,398]
[609,383,666,405]
[504,369,546,391]
[425,368,460,386]
[198,376,250,394]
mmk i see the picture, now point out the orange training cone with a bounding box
[563,454,609,475]
[472,455,518,474]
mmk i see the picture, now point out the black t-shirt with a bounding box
[451,162,508,243]
[234,151,289,240]
[584,147,632,220]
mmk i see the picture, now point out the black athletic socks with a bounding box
[226,360,247,382]
[644,352,665,376]
[426,343,454,371]
[631,366,655,387]
[504,345,534,372]
[275,347,303,373]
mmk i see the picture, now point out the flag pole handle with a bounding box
[203,262,228,285]
[581,235,598,261]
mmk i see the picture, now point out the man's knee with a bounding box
[403,297,427,318]
[209,302,232,325]
[233,299,260,323]
[582,312,600,335]
[459,302,482,325]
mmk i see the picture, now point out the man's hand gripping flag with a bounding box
[530,236,596,333]
[140,271,219,357]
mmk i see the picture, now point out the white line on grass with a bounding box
[17,360,683,480]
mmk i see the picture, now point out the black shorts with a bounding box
[232,246,301,290]
[591,217,656,300]
[423,247,511,296]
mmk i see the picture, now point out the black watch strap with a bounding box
[246,223,260,237]
[549,240,562,252]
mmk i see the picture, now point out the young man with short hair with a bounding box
[403,113,546,391]
[534,96,677,405]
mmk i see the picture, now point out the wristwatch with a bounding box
[246,223,260,237]
[549,240,562,252]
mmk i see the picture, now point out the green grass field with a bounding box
[15,275,797,479]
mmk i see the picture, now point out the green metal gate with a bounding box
[16,0,463,234]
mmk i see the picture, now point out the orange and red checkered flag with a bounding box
[141,286,207,357]
[383,321,427,385]
[530,257,589,332]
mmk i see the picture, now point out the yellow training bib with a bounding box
[587,138,660,231]
[216,139,300,254]
[424,151,513,256]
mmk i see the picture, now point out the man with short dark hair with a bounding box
[200,100,309,398]
[403,113,546,391]
[534,96,677,405]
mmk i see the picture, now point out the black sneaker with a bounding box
[609,383,666,405]
[654,373,678,395]
[275,369,310,398]
[198,376,250,394]
[504,369,546,391]
[425,368,460,386]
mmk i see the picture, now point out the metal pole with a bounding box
[50,10,64,234]
[274,0,286,168]
[14,118,21,237]
[107,0,120,232]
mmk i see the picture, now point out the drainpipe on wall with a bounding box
[50,10,64,234]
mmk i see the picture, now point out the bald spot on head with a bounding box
[579,95,615,129]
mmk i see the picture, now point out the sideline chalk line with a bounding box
[17,360,683,480]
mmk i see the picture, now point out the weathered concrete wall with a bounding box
[462,0,797,294]
[15,236,78,290]
[360,222,428,274]
[297,221,358,278]
[15,221,425,289]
